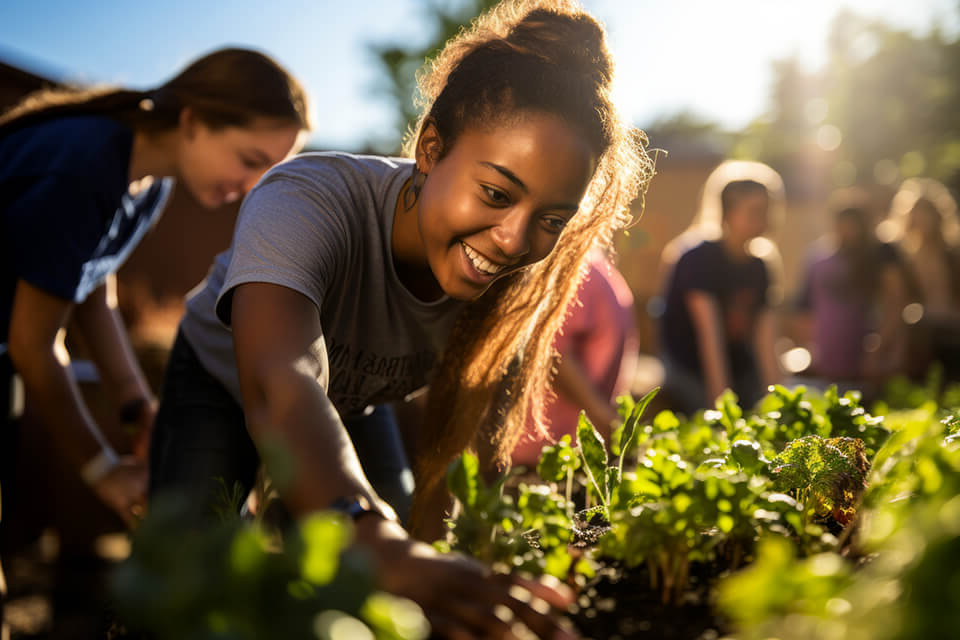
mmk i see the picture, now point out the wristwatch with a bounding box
[329,494,394,522]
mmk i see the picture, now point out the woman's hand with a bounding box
[356,517,579,640]
[90,456,148,528]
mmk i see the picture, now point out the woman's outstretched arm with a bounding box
[230,281,577,640]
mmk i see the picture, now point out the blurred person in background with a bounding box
[880,177,960,381]
[658,161,785,415]
[511,248,638,468]
[0,47,308,628]
[792,190,908,397]
[147,1,654,637]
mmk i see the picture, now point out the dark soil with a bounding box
[568,561,731,640]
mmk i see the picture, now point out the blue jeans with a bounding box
[149,329,414,524]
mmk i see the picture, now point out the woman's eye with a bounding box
[240,155,261,169]
[542,216,568,233]
[481,186,510,206]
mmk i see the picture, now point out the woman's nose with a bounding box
[490,208,532,260]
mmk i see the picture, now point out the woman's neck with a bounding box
[391,178,444,301]
[128,130,178,184]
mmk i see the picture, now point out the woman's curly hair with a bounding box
[407,0,655,535]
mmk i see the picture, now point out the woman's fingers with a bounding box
[504,572,575,611]
[422,587,523,640]
[92,459,148,528]
[363,525,578,639]
[425,612,481,640]
[460,572,577,640]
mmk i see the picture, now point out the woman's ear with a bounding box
[415,120,443,173]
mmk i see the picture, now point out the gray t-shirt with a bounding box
[180,152,464,417]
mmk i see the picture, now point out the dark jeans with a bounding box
[149,329,414,525]
[662,352,763,416]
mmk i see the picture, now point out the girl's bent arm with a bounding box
[7,280,146,524]
[229,282,389,518]
[72,275,157,459]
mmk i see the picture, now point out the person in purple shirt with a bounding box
[794,194,910,393]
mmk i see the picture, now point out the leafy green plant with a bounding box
[768,435,869,527]
[576,387,658,518]
[111,495,427,640]
[444,452,540,572]
[718,397,960,640]
[536,433,581,510]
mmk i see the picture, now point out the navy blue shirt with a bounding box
[0,115,171,343]
[660,240,770,381]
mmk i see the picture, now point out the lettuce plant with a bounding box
[768,435,869,527]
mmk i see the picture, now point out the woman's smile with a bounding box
[461,241,507,277]
[393,111,596,302]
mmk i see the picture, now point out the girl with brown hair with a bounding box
[0,47,308,540]
[149,1,653,636]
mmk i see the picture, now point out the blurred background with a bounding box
[4,0,959,374]
[2,0,958,370]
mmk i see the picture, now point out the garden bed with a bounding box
[35,373,960,640]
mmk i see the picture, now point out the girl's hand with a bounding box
[356,517,579,639]
[91,456,148,528]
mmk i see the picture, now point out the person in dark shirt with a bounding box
[0,48,309,627]
[660,175,783,414]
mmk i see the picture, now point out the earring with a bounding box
[404,164,427,211]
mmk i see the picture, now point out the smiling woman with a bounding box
[0,46,308,631]
[147,1,653,638]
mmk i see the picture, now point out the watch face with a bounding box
[330,494,375,520]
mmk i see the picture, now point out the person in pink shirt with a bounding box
[513,250,637,468]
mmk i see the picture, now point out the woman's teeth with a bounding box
[462,243,504,275]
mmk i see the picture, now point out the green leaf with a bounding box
[618,387,660,481]
[718,513,735,533]
[543,547,574,580]
[536,434,580,483]
[577,411,610,506]
[301,513,349,585]
[731,439,769,474]
[447,453,479,510]
[653,409,680,432]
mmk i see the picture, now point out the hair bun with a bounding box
[506,8,611,84]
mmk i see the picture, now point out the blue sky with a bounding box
[1,0,957,151]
